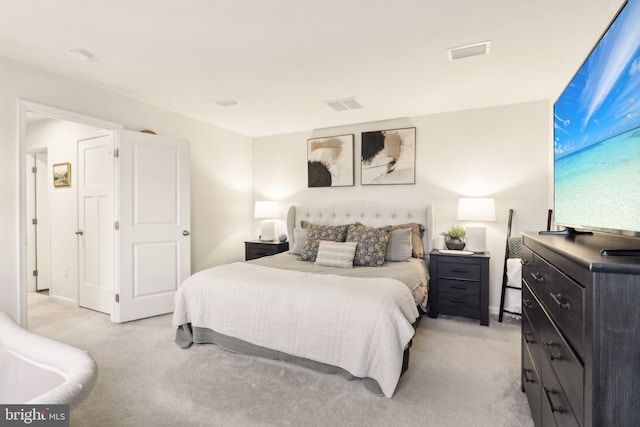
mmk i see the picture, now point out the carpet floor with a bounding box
[27,292,533,427]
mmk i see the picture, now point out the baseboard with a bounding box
[47,294,77,307]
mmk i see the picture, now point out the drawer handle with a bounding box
[449,284,467,290]
[523,331,535,344]
[543,341,562,361]
[521,259,530,266]
[522,368,535,383]
[530,272,544,283]
[549,292,571,310]
[449,297,467,304]
[543,387,564,413]
[523,299,534,309]
[450,267,468,273]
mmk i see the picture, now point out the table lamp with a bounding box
[457,197,496,252]
[254,201,279,242]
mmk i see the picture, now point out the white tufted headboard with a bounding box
[286,201,434,258]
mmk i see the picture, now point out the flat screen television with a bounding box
[553,0,640,238]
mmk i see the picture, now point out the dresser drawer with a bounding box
[438,262,480,280]
[540,350,580,427]
[521,244,534,268]
[538,303,584,426]
[522,339,542,427]
[548,266,585,358]
[438,278,480,296]
[527,254,555,311]
[522,303,542,374]
[523,282,544,337]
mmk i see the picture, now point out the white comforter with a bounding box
[172,262,419,397]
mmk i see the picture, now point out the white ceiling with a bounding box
[0,0,625,137]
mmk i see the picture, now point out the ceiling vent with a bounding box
[448,41,491,60]
[212,97,241,107]
[324,97,363,112]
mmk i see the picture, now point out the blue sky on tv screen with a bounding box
[554,0,640,159]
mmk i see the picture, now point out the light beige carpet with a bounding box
[27,292,533,427]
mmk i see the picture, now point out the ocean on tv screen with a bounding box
[554,127,640,232]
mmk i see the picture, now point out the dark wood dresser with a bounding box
[521,232,640,426]
[428,250,490,326]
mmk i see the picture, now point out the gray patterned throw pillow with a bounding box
[346,224,391,267]
[300,224,349,262]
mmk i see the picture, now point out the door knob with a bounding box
[182,230,190,236]
[75,230,84,236]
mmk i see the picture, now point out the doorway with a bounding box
[18,100,123,327]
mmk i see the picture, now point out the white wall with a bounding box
[253,100,551,315]
[0,56,253,322]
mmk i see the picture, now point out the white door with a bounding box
[26,151,51,292]
[114,130,190,323]
[35,152,50,291]
[78,133,115,314]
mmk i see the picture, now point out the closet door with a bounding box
[114,130,190,323]
[78,133,115,314]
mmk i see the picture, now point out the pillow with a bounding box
[391,223,425,258]
[386,228,413,262]
[346,224,391,267]
[301,220,313,229]
[290,227,307,255]
[300,224,349,262]
[314,241,357,268]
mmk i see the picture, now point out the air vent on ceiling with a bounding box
[448,41,491,60]
[212,97,241,107]
[324,97,363,112]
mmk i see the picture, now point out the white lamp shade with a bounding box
[254,201,279,219]
[457,198,496,222]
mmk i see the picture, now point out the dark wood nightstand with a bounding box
[428,249,490,326]
[245,240,289,261]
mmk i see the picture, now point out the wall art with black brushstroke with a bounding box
[307,134,354,187]
[361,127,415,185]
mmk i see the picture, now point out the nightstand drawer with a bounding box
[437,291,480,309]
[438,291,480,319]
[248,247,276,259]
[245,241,289,261]
[438,262,481,280]
[438,278,480,296]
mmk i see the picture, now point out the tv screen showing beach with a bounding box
[554,0,640,233]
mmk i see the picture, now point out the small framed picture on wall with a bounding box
[307,134,354,187]
[361,127,416,185]
[53,162,71,187]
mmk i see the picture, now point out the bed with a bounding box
[173,202,434,397]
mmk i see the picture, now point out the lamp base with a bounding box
[260,220,275,242]
[464,225,486,253]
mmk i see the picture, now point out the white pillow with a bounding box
[314,241,357,269]
[386,228,413,262]
[290,227,307,255]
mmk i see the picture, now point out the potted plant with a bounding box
[442,225,466,250]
